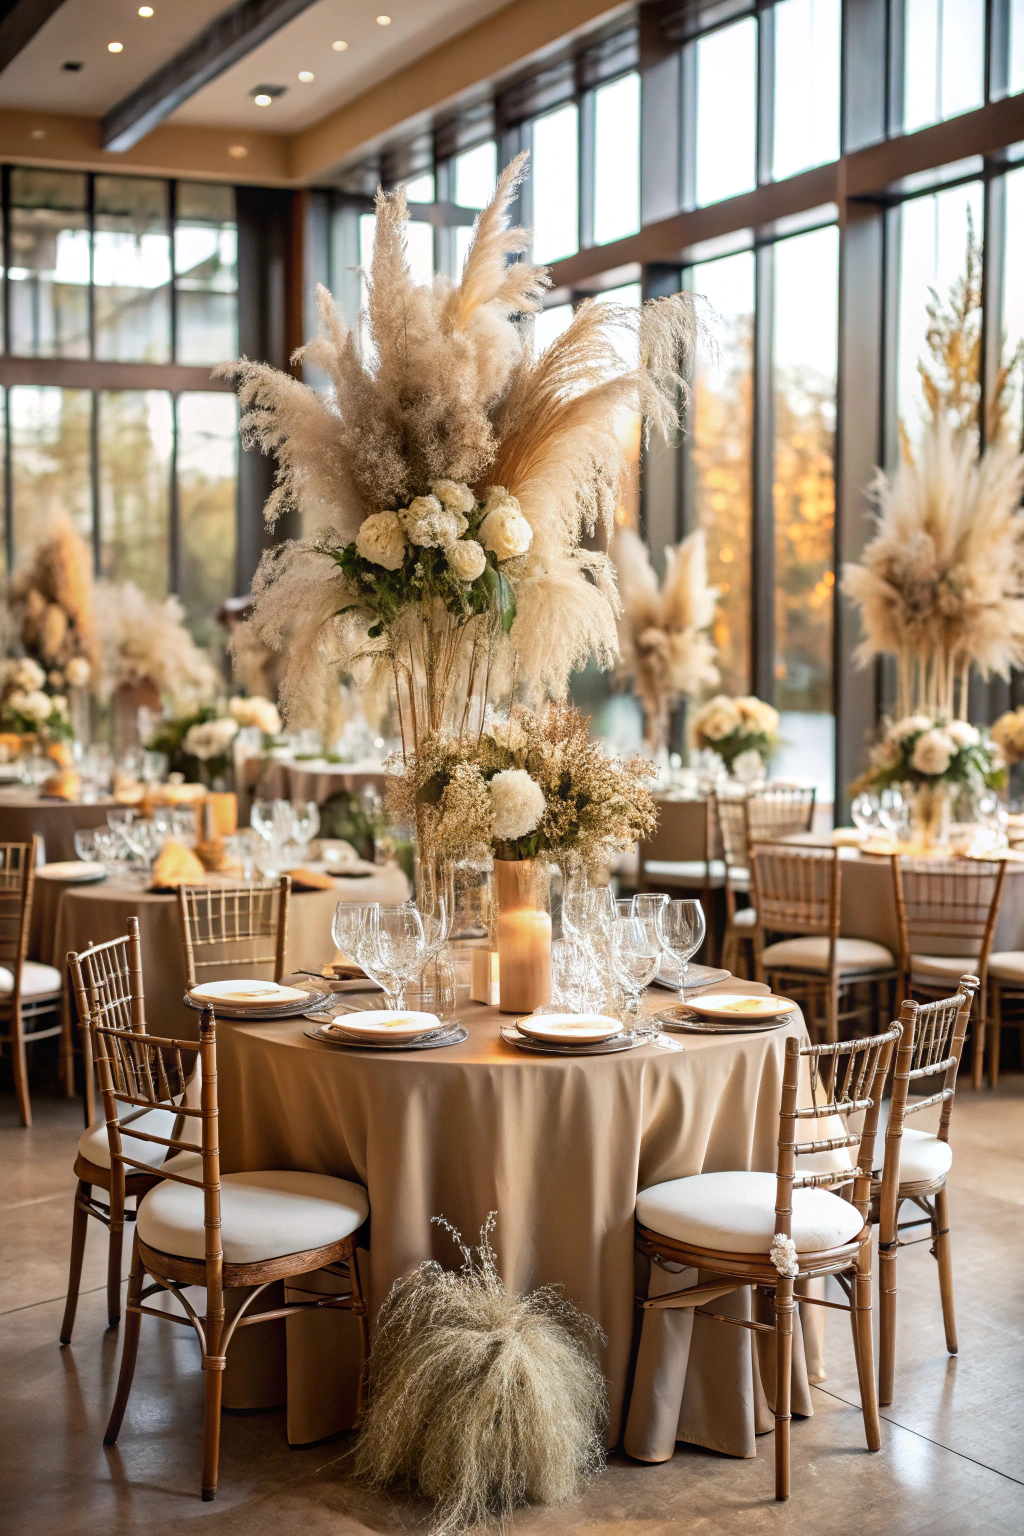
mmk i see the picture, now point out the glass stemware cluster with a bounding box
[332,893,456,1018]
[250,798,320,872]
[84,806,198,883]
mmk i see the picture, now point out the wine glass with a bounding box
[610,915,661,1037]
[74,830,98,863]
[656,898,707,1002]
[250,799,277,843]
[633,892,669,925]
[550,937,588,1012]
[106,807,135,833]
[364,906,427,1011]
[850,792,879,835]
[331,901,380,970]
[877,787,905,840]
[291,800,320,859]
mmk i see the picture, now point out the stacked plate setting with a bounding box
[303,1008,467,1050]
[500,1013,636,1054]
[186,979,330,1019]
[656,992,796,1034]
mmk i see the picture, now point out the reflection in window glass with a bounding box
[689,252,754,696]
[903,0,985,133]
[1001,168,1024,440]
[533,303,574,353]
[94,177,171,363]
[897,183,983,445]
[773,0,840,180]
[8,169,90,358]
[98,391,172,597]
[175,182,237,367]
[9,386,92,559]
[531,104,579,262]
[454,142,497,208]
[177,393,238,648]
[594,73,640,245]
[403,172,435,203]
[695,17,757,207]
[773,225,838,794]
[1013,0,1024,94]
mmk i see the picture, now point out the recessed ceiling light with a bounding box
[251,83,286,106]
[138,5,154,15]
[108,41,123,53]
[332,40,348,51]
[376,14,392,24]
[228,145,248,158]
[31,129,45,140]
[298,70,314,82]
[62,60,83,71]
[254,93,272,107]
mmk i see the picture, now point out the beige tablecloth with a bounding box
[215,982,824,1452]
[0,789,113,863]
[241,758,387,824]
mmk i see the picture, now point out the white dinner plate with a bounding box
[325,1008,441,1042]
[188,979,310,1008]
[688,992,795,1022]
[37,861,107,883]
[517,1013,622,1045]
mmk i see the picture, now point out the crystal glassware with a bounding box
[876,787,906,839]
[850,792,879,835]
[363,906,427,1010]
[291,800,320,858]
[656,898,707,1002]
[610,914,661,1037]
[73,830,98,862]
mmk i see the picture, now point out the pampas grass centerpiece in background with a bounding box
[354,1216,607,1534]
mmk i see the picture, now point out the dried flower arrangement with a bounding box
[688,694,780,773]
[386,703,656,872]
[354,1215,607,1535]
[992,706,1024,766]
[5,513,98,703]
[220,152,697,743]
[95,581,224,715]
[611,525,718,752]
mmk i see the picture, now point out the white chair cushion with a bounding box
[727,868,750,892]
[761,936,894,973]
[989,951,1024,983]
[137,1169,369,1264]
[911,954,980,981]
[78,1107,187,1171]
[0,961,63,997]
[636,1170,865,1255]
[895,1127,952,1185]
[643,859,726,888]
[731,905,757,927]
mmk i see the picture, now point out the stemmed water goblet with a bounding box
[850,792,880,836]
[364,906,428,1011]
[877,787,905,841]
[291,800,320,860]
[656,898,707,1003]
[73,830,98,863]
[609,914,661,1037]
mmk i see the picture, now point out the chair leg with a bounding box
[878,1223,898,1407]
[106,1220,124,1329]
[851,1239,882,1451]
[201,1364,225,1501]
[989,984,1001,1090]
[933,1184,957,1355]
[60,1181,91,1345]
[104,1235,144,1444]
[10,1002,31,1127]
[80,1010,96,1128]
[971,993,986,1090]
[59,993,75,1098]
[774,1276,794,1501]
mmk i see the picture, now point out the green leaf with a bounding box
[367,621,383,639]
[483,561,517,635]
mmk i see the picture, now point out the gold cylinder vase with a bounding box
[494,858,551,1014]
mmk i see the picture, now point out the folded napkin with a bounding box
[150,840,206,890]
[288,866,335,891]
[41,769,81,801]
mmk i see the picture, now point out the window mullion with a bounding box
[757,2,775,185]
[751,240,775,703]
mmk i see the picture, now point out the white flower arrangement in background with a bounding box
[992,706,1024,766]
[853,713,1003,797]
[96,581,223,714]
[229,694,282,737]
[689,694,780,774]
[182,717,239,762]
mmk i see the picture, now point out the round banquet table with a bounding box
[0,787,114,863]
[215,981,827,1454]
[241,757,387,822]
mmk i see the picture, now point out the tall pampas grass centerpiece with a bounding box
[354,1216,607,1534]
[611,525,718,752]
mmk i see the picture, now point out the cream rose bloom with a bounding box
[890,714,933,741]
[478,497,533,562]
[356,510,406,570]
[13,657,46,692]
[489,767,545,842]
[230,695,282,735]
[447,539,487,581]
[431,480,476,516]
[736,696,779,734]
[184,717,239,760]
[65,657,91,688]
[21,689,54,722]
[944,719,979,748]
[402,495,467,548]
[693,695,742,742]
[911,729,954,776]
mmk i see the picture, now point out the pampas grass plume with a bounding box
[354,1215,607,1534]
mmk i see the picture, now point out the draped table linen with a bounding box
[0,788,114,863]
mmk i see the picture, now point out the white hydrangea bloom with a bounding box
[769,1233,799,1277]
[402,495,467,548]
[184,717,239,760]
[489,768,545,841]
[447,539,487,581]
[12,657,46,692]
[356,510,406,570]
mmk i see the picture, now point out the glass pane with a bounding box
[695,17,757,207]
[0,391,5,580]
[8,169,89,358]
[772,0,840,180]
[406,221,435,285]
[594,73,640,245]
[456,223,475,274]
[177,393,238,649]
[773,225,838,795]
[903,0,985,133]
[454,141,497,208]
[897,182,983,447]
[531,103,579,262]
[94,176,171,363]
[98,391,172,597]
[689,252,754,696]
[533,302,574,352]
[8,386,92,560]
[1001,167,1024,440]
[175,182,238,367]
[403,172,435,203]
[1013,0,1024,94]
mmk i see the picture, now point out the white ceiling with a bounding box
[0,0,514,134]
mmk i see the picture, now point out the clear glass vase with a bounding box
[910,782,953,850]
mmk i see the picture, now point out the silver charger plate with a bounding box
[652,964,731,993]
[499,1022,639,1055]
[653,1004,794,1035]
[184,988,331,1020]
[302,1022,468,1051]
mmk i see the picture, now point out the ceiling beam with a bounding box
[101,0,320,154]
[0,0,66,76]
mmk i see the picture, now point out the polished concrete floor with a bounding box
[1,1079,1022,1535]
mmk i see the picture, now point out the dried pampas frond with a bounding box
[9,513,100,680]
[95,582,222,712]
[611,526,718,750]
[354,1215,607,1535]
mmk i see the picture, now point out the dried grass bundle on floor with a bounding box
[354,1217,607,1534]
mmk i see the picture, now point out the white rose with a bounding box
[431,480,476,516]
[447,539,487,581]
[229,695,282,735]
[355,510,406,571]
[22,690,54,722]
[693,696,741,742]
[13,658,45,692]
[402,495,466,548]
[52,695,68,717]
[479,502,533,562]
[911,729,954,776]
[184,718,239,760]
[944,720,979,748]
[736,696,779,735]
[489,767,546,842]
[65,657,91,688]
[890,714,933,742]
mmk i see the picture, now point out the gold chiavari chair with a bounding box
[714,786,818,977]
[100,1006,369,1501]
[635,1023,900,1500]
[751,842,897,1040]
[986,953,1024,1087]
[177,875,291,987]
[61,918,197,1342]
[891,857,1006,1088]
[0,836,65,1126]
[873,977,977,1405]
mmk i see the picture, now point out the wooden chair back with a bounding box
[68,916,147,1040]
[746,785,817,843]
[891,857,1007,970]
[0,838,38,1004]
[749,842,839,939]
[884,978,976,1167]
[776,1024,901,1239]
[641,796,719,868]
[713,790,748,873]
[177,877,291,987]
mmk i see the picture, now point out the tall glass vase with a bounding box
[494,858,551,1014]
[909,782,953,850]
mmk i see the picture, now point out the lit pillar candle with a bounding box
[494,858,551,1013]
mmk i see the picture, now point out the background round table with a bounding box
[0,788,113,863]
[215,982,824,1453]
